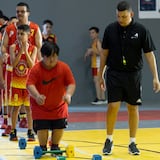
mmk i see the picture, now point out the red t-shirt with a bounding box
[26,61,75,120]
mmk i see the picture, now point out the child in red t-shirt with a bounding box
[27,42,76,153]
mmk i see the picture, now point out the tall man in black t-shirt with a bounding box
[99,1,160,156]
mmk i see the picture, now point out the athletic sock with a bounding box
[8,116,12,126]
[19,113,27,119]
[107,135,113,142]
[130,137,136,144]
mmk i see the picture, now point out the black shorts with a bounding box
[106,69,142,105]
[33,118,68,133]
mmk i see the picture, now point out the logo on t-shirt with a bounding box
[131,33,138,39]
[42,77,57,85]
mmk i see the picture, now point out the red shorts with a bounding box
[92,68,98,76]
[9,87,30,106]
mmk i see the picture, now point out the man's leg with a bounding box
[103,101,121,155]
[107,102,121,135]
[127,104,139,138]
[127,104,140,155]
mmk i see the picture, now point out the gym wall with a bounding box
[1,0,160,105]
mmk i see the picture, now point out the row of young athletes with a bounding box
[0,2,57,141]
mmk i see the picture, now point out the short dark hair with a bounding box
[41,42,59,57]
[2,15,9,21]
[17,24,30,32]
[17,2,30,12]
[9,16,17,21]
[43,19,53,26]
[117,1,132,11]
[89,26,99,33]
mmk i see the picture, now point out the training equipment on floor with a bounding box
[92,154,102,160]
[18,137,27,149]
[33,145,74,159]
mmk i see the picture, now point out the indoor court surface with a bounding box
[0,104,160,160]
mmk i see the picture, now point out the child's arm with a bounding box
[25,44,37,68]
[96,39,102,56]
[10,44,22,68]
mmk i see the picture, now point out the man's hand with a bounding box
[99,77,106,91]
[84,48,93,60]
[153,79,160,93]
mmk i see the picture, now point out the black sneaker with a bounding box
[10,129,18,141]
[27,129,35,141]
[103,139,113,155]
[51,145,62,156]
[128,142,140,155]
[40,145,47,155]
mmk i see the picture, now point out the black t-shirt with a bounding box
[102,19,156,71]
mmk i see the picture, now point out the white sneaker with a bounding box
[100,100,108,104]
[91,98,107,105]
[91,98,102,105]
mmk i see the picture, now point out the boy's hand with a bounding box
[35,94,46,105]
[63,93,71,104]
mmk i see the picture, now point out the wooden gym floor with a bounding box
[0,104,160,160]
